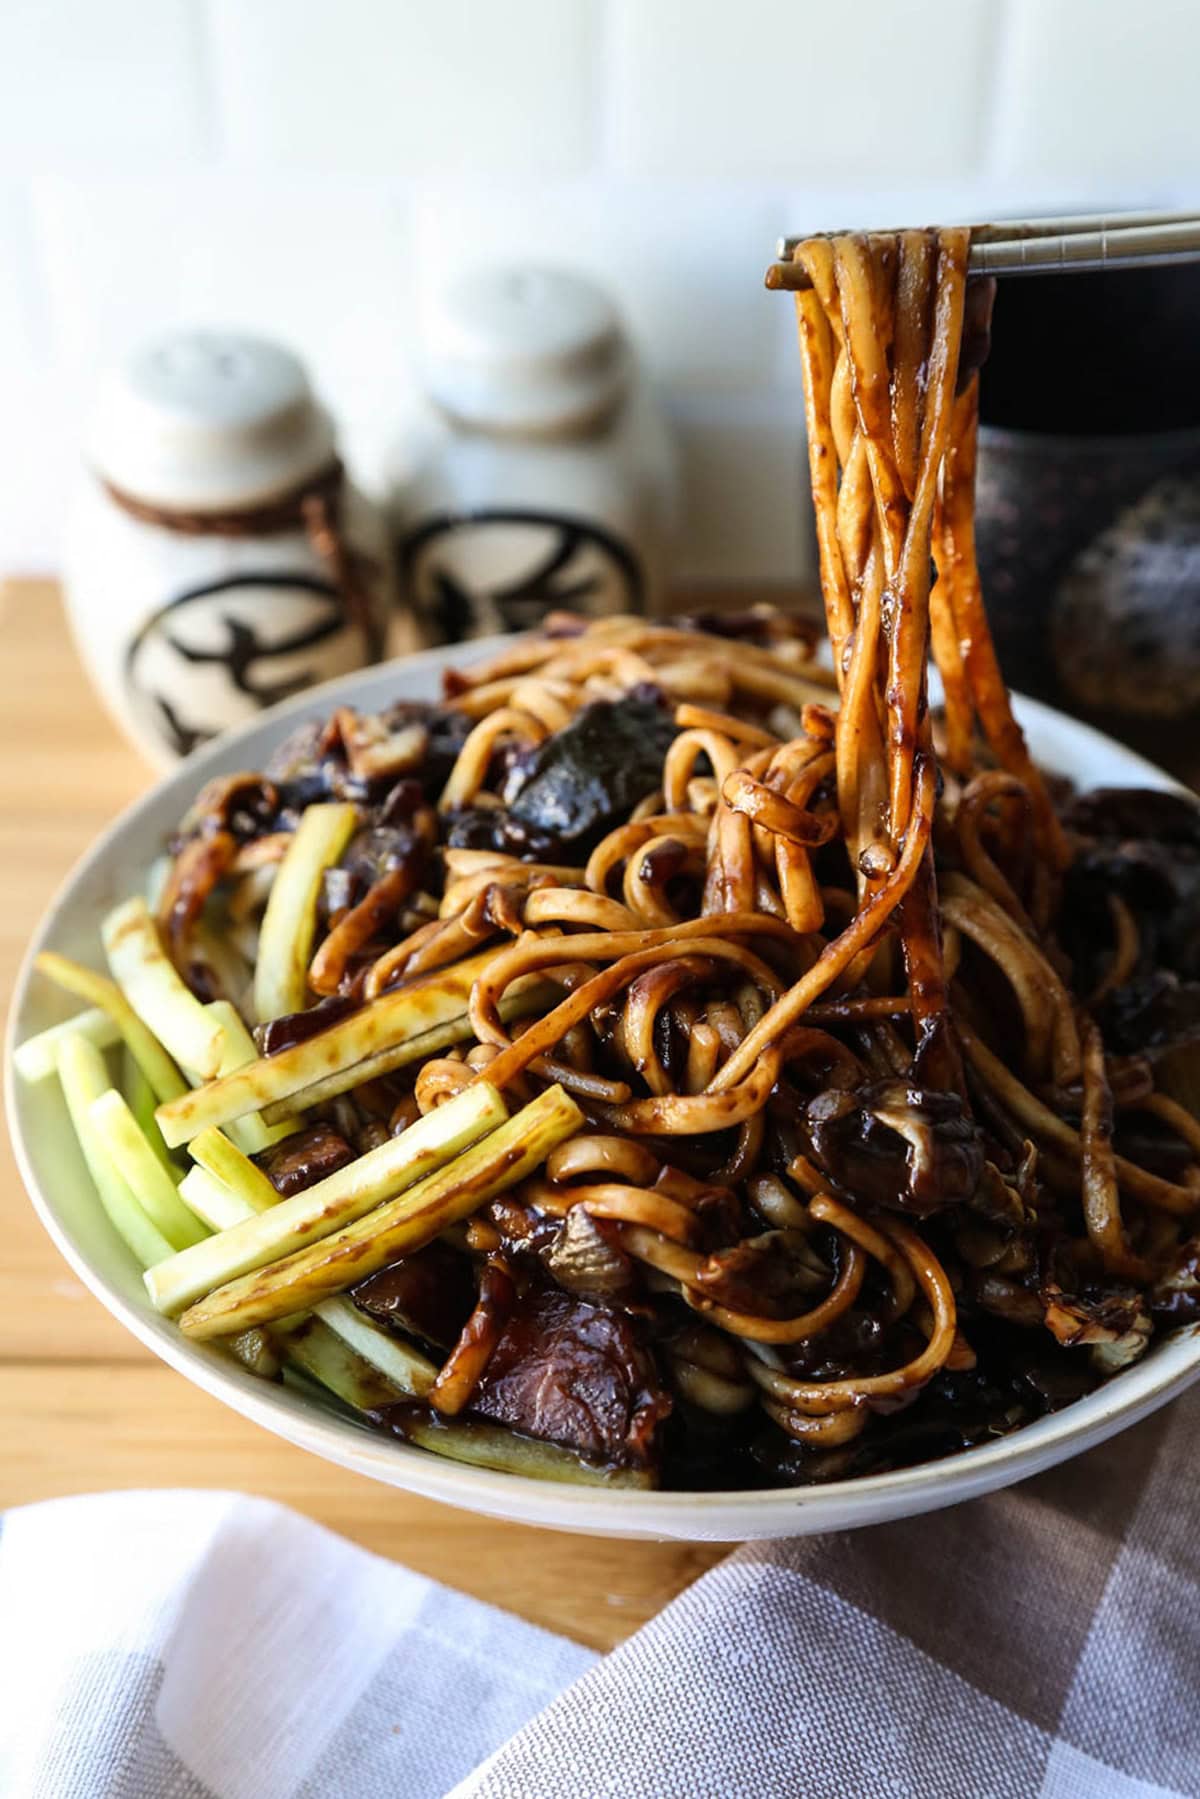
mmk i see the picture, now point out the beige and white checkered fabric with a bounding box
[459,1389,1200,1799]
[3,1391,1198,1798]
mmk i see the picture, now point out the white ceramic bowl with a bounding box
[8,639,1199,1541]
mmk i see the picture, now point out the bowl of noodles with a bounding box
[9,227,1200,1540]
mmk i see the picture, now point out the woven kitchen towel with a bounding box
[0,1488,594,1799]
[456,1388,1200,1799]
[3,1390,1199,1799]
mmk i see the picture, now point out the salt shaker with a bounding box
[388,268,677,640]
[64,330,396,766]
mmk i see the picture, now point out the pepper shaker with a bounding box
[64,330,396,766]
[388,267,677,640]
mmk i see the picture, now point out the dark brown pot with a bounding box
[975,422,1200,703]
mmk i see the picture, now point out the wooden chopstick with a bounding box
[767,214,1200,290]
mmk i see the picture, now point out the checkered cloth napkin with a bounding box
[2,1388,1197,1799]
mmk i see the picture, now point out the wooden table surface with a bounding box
[0,577,734,1650]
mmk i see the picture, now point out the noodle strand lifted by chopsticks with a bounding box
[46,224,1200,1492]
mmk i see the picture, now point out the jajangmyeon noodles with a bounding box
[28,228,1200,1489]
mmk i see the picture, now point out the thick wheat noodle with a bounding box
[468,915,800,1077]
[929,539,974,776]
[617,1224,868,1345]
[833,238,906,579]
[949,874,1086,1079]
[448,618,824,703]
[621,835,707,928]
[721,770,839,848]
[1090,893,1141,1005]
[761,1401,868,1444]
[938,380,1069,870]
[941,876,1081,1084]
[428,1258,514,1415]
[437,706,548,812]
[522,888,636,933]
[775,835,825,935]
[702,797,754,914]
[892,230,936,498]
[955,771,1038,932]
[654,654,738,707]
[770,747,837,932]
[959,1023,1198,1213]
[231,832,291,872]
[804,994,911,1022]
[794,286,855,663]
[836,544,891,874]
[808,1192,917,1320]
[542,644,661,691]
[1079,1016,1148,1279]
[414,1057,475,1111]
[620,958,725,1096]
[800,231,965,1073]
[944,888,1057,1075]
[584,813,707,896]
[309,862,420,996]
[663,729,743,813]
[710,1107,766,1185]
[727,662,839,714]
[897,847,961,1090]
[707,753,936,1094]
[505,678,575,732]
[597,1057,782,1135]
[746,1216,957,1412]
[685,1022,721,1092]
[545,1134,661,1185]
[524,1056,632,1104]
[1131,1092,1200,1161]
[674,704,780,747]
[439,862,586,918]
[380,898,503,993]
[576,619,822,673]
[766,736,833,786]
[833,430,874,606]
[361,911,472,997]
[886,229,968,839]
[521,1178,701,1243]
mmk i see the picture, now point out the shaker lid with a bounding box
[87,330,338,511]
[423,267,627,433]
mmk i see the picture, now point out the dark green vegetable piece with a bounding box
[509,693,677,847]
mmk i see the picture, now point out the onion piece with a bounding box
[35,950,186,1103]
[88,1089,208,1252]
[146,1080,509,1316]
[386,1410,655,1488]
[178,1086,581,1339]
[14,1006,120,1083]
[56,1033,174,1269]
[155,947,529,1148]
[102,898,226,1080]
[253,801,359,1022]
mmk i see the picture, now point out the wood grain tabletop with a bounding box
[0,576,737,1651]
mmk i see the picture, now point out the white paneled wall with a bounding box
[3,0,1199,577]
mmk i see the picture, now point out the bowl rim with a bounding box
[8,633,1200,1532]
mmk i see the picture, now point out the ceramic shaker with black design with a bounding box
[388,268,678,640]
[63,330,396,766]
